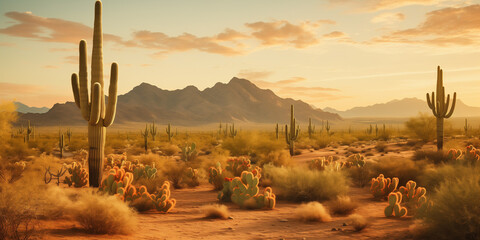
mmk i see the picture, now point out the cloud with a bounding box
[0,11,124,45]
[371,4,480,46]
[0,11,339,56]
[130,30,244,56]
[251,76,344,103]
[323,31,346,38]
[245,20,333,48]
[0,42,15,47]
[371,12,405,24]
[331,0,461,12]
[42,65,58,69]
[237,70,273,80]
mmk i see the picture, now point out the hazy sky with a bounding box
[1,0,479,110]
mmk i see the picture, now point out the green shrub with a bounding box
[420,173,480,240]
[372,156,431,186]
[405,113,436,142]
[264,165,348,202]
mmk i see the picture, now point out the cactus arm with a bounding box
[78,40,90,121]
[445,92,456,118]
[285,125,290,144]
[89,82,102,125]
[103,62,118,127]
[71,74,81,108]
[442,93,450,116]
[426,92,438,117]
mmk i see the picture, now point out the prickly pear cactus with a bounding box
[446,149,462,162]
[229,171,275,209]
[133,164,157,181]
[218,177,234,202]
[99,167,133,196]
[398,180,427,216]
[151,181,176,213]
[345,154,366,167]
[208,162,225,190]
[63,162,88,188]
[371,174,399,200]
[465,145,480,165]
[225,157,252,176]
[384,192,407,218]
[308,156,335,171]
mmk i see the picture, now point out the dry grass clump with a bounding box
[257,149,292,167]
[160,143,181,156]
[372,156,431,186]
[419,164,480,192]
[419,173,480,240]
[328,196,358,215]
[375,141,388,153]
[405,113,436,142]
[413,149,447,164]
[295,202,332,222]
[0,182,37,240]
[201,204,230,220]
[264,165,348,202]
[349,214,368,232]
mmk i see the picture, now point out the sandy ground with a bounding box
[37,143,415,240]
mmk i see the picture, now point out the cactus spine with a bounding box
[70,0,118,187]
[149,120,157,141]
[285,105,299,156]
[166,123,174,142]
[426,66,456,151]
[307,118,315,138]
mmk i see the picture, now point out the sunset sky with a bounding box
[1,0,479,111]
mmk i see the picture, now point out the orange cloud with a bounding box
[131,30,244,56]
[42,65,58,69]
[372,4,480,46]
[323,31,346,38]
[331,0,460,11]
[0,11,123,45]
[245,20,333,48]
[371,12,405,24]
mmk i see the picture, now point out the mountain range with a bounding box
[14,102,49,114]
[323,97,480,118]
[17,77,341,126]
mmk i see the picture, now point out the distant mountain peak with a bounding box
[14,102,49,114]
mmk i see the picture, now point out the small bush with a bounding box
[161,144,181,156]
[328,196,358,215]
[420,174,480,240]
[0,183,37,240]
[264,165,348,202]
[372,156,431,186]
[257,149,292,167]
[295,202,332,222]
[202,204,229,220]
[405,113,436,142]
[349,214,368,232]
[413,150,447,164]
[375,141,388,153]
[72,190,137,234]
[419,164,480,193]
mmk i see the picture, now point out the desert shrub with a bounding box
[338,134,358,146]
[315,136,332,149]
[349,214,368,232]
[222,134,251,156]
[413,150,447,164]
[0,183,37,240]
[294,202,331,222]
[264,165,348,202]
[375,141,388,152]
[418,164,480,192]
[222,132,285,160]
[256,149,293,167]
[160,144,181,156]
[202,204,229,219]
[420,174,480,240]
[345,162,375,187]
[328,196,358,215]
[372,156,431,186]
[65,138,87,152]
[405,113,436,142]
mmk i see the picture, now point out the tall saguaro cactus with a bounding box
[426,66,456,151]
[70,0,118,187]
[285,105,299,156]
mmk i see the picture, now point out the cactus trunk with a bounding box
[436,118,443,150]
[88,124,106,186]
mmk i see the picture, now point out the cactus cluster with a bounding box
[308,156,338,171]
[125,182,176,213]
[446,148,462,161]
[345,154,366,168]
[426,66,456,150]
[133,164,157,181]
[70,0,119,187]
[285,105,299,156]
[464,145,480,165]
[220,171,275,209]
[225,157,252,176]
[99,167,134,196]
[64,162,88,188]
[384,192,407,218]
[307,118,315,138]
[185,167,200,187]
[371,174,399,200]
[181,143,197,162]
[229,123,238,138]
[399,180,427,214]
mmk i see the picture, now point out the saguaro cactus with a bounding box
[275,123,279,140]
[166,123,174,142]
[70,0,118,187]
[285,105,299,156]
[426,66,456,150]
[307,118,315,138]
[149,120,157,141]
